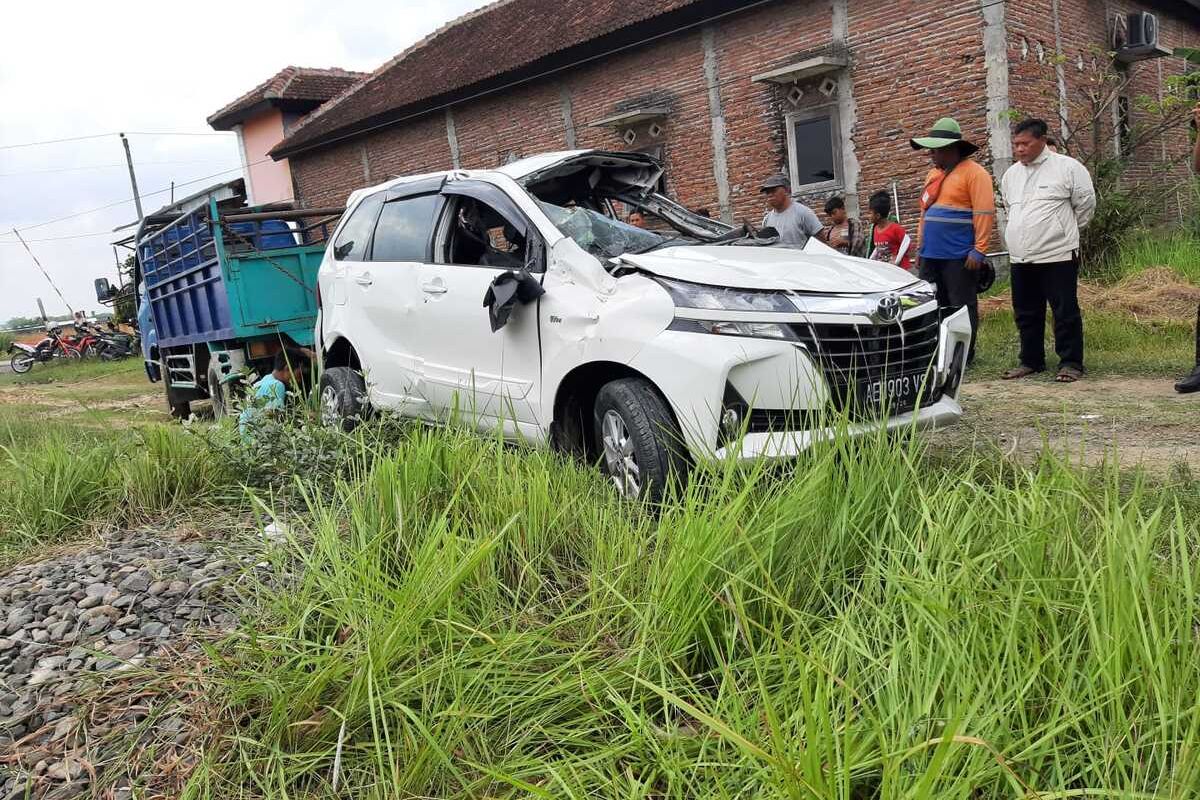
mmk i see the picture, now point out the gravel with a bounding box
[0,529,249,798]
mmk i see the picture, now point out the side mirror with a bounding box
[94,277,113,302]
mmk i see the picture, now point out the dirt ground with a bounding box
[1,360,1195,474]
[948,374,1198,474]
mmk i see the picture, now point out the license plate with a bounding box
[858,371,927,413]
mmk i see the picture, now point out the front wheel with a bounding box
[207,365,239,420]
[10,353,33,374]
[593,378,690,503]
[319,367,370,432]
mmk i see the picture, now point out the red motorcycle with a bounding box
[7,327,83,373]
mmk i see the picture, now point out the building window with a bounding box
[786,108,842,192]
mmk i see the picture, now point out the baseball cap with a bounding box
[759,174,790,193]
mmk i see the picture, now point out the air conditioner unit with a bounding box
[1125,12,1158,49]
[1114,11,1167,62]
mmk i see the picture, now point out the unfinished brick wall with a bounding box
[287,0,1197,233]
[1007,0,1195,219]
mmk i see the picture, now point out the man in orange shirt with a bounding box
[911,118,996,365]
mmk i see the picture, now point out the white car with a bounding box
[316,150,971,500]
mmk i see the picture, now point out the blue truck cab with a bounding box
[127,179,341,417]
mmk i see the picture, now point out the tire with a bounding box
[207,365,230,420]
[593,377,690,503]
[319,367,370,432]
[10,353,33,374]
[83,344,97,359]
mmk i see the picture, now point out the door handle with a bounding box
[354,272,374,287]
[420,279,447,295]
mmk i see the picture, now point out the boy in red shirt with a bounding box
[866,190,913,270]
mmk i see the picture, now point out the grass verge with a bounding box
[973,308,1192,377]
[182,421,1200,798]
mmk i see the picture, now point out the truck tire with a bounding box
[593,377,689,503]
[164,373,191,420]
[319,367,369,432]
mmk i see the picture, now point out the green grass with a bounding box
[973,308,1193,377]
[0,355,145,388]
[179,422,1200,799]
[0,425,240,562]
[1107,232,1200,285]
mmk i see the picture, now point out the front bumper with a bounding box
[715,394,963,460]
[631,305,971,463]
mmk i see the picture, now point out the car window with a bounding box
[370,194,440,262]
[440,195,532,270]
[331,192,384,262]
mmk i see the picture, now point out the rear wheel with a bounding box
[319,367,369,432]
[10,353,33,374]
[593,378,689,503]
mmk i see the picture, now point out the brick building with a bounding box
[207,66,366,204]
[228,0,1198,234]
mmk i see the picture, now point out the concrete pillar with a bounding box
[702,26,733,224]
[445,108,462,169]
[559,86,577,149]
[980,0,1012,244]
[832,0,860,217]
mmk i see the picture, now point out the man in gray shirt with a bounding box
[760,174,822,247]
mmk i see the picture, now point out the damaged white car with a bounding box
[316,150,972,500]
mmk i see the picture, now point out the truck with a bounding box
[97,179,342,418]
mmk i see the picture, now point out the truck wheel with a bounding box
[207,365,240,421]
[319,367,369,432]
[593,378,689,502]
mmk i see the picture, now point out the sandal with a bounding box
[1055,366,1084,383]
[1001,365,1041,380]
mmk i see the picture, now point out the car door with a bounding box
[353,187,444,416]
[408,180,543,430]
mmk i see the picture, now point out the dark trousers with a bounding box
[1010,259,1083,371]
[918,257,979,364]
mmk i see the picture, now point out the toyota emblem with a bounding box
[873,293,902,324]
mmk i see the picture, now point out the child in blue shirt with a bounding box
[238,348,309,437]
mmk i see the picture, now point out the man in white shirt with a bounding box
[1000,118,1096,383]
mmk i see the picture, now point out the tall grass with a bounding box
[1108,232,1200,285]
[187,425,1200,798]
[0,425,237,559]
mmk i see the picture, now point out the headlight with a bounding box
[654,277,796,312]
[668,318,798,340]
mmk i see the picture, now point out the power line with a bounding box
[1,158,270,237]
[0,158,233,178]
[0,133,117,151]
[0,130,234,151]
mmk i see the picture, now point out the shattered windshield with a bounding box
[537,201,671,259]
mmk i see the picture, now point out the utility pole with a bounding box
[119,132,144,222]
[36,298,47,323]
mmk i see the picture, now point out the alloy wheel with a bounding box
[320,385,342,427]
[601,409,641,499]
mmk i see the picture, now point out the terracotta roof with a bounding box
[208,67,369,130]
[272,0,744,158]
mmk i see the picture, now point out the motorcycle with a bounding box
[7,327,80,373]
[93,322,139,361]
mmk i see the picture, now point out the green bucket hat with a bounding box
[910,117,980,155]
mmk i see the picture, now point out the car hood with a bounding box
[616,243,920,293]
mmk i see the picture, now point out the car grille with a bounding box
[790,310,943,416]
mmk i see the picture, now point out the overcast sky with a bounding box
[0,0,490,323]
